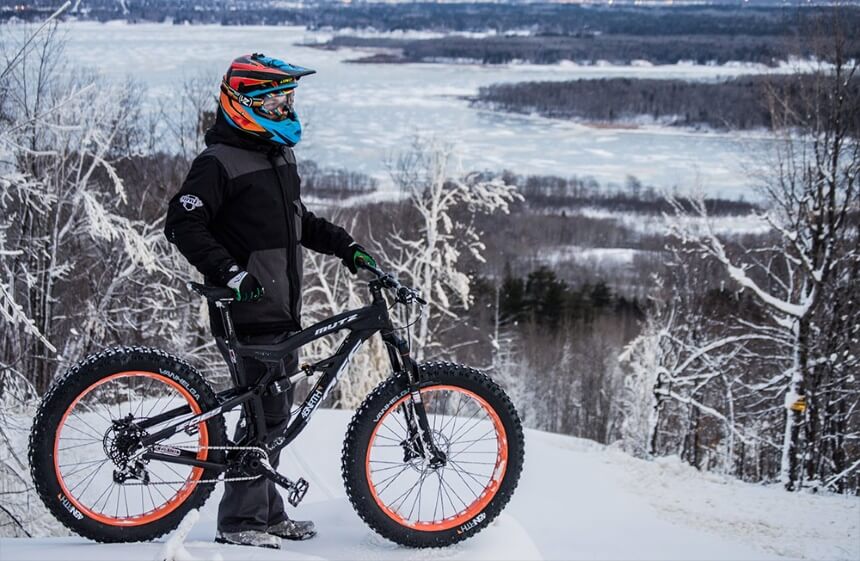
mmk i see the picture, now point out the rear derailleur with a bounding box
[107,414,151,484]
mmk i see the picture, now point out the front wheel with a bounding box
[342,361,524,548]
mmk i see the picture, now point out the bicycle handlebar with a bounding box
[188,259,427,307]
[355,257,427,306]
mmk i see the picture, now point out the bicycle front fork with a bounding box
[387,332,447,468]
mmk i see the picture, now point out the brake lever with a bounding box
[397,286,428,306]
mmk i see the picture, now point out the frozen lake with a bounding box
[7,21,787,197]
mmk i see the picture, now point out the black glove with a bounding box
[342,243,377,275]
[226,270,264,302]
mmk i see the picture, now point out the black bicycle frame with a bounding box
[136,280,424,473]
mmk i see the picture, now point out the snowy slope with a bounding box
[1,409,857,561]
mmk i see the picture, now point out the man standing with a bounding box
[164,53,375,549]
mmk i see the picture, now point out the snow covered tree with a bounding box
[296,140,519,406]
[620,257,783,473]
[1,21,172,392]
[373,138,521,361]
[664,30,859,490]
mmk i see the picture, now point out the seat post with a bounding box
[217,300,237,341]
[216,301,245,387]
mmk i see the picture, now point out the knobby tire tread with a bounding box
[29,346,227,543]
[341,361,525,548]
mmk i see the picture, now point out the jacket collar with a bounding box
[205,110,284,158]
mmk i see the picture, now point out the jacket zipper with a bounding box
[269,150,300,325]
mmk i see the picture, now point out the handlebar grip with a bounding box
[356,256,384,277]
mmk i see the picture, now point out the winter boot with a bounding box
[267,518,316,541]
[215,529,281,549]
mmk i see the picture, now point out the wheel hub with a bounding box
[402,429,450,472]
[103,414,151,485]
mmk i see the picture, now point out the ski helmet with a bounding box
[219,53,315,146]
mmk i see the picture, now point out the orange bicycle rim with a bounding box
[365,385,508,531]
[53,371,209,526]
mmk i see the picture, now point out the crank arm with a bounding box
[259,460,310,507]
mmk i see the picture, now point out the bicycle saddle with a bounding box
[188,282,235,302]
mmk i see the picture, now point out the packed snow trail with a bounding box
[1,410,857,561]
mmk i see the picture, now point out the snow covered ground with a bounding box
[2,409,857,561]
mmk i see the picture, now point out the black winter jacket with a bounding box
[165,113,355,335]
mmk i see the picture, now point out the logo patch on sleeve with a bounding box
[180,194,203,211]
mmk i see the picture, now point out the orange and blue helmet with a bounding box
[219,53,315,146]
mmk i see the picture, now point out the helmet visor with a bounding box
[256,89,295,121]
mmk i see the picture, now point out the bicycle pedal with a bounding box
[288,478,309,507]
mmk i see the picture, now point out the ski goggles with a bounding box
[257,90,295,120]
[221,83,296,121]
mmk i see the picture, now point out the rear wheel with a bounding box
[29,347,226,543]
[342,362,524,547]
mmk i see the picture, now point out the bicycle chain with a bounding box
[118,445,268,486]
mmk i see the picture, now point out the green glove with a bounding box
[226,270,264,302]
[345,243,376,274]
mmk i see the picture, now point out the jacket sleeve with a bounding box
[300,201,355,259]
[164,154,238,285]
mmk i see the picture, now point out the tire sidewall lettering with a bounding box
[57,492,84,520]
[456,511,486,535]
[373,389,408,424]
[158,368,200,400]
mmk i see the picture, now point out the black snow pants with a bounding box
[215,331,297,532]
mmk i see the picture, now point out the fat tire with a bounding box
[29,346,227,543]
[342,361,524,548]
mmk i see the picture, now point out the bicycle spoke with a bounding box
[70,460,108,498]
[445,403,484,443]
[434,471,444,521]
[114,480,123,517]
[437,469,461,518]
[59,457,107,469]
[75,401,113,426]
[146,484,157,513]
[389,471,426,515]
[448,428,496,461]
[379,421,404,442]
[371,463,411,474]
[58,440,101,452]
[63,458,109,483]
[122,484,130,518]
[407,468,430,522]
[446,459,486,499]
[375,464,412,496]
[447,459,491,488]
[437,392,466,440]
[95,483,116,514]
[437,467,470,512]
[372,433,401,443]
[390,405,409,434]
[160,461,192,483]
[62,421,103,441]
